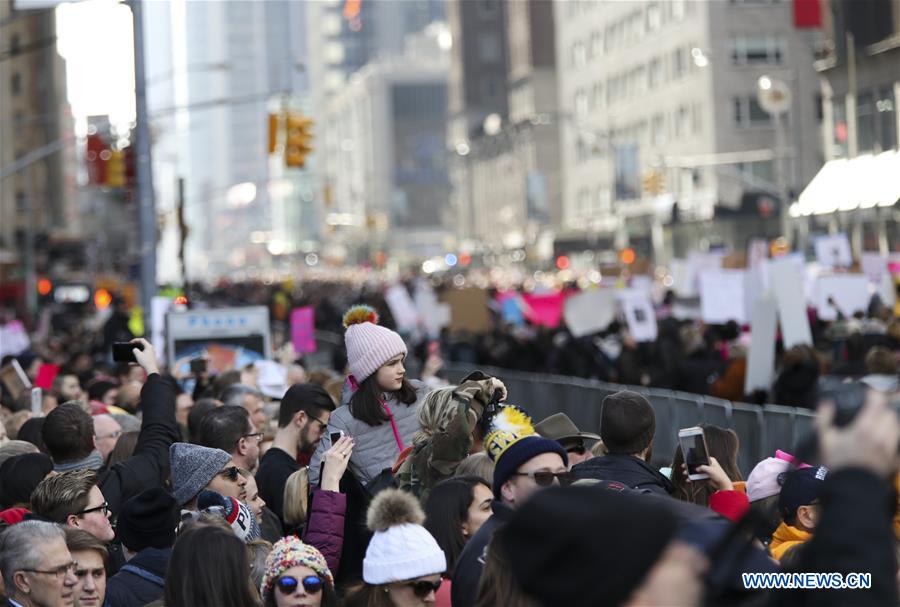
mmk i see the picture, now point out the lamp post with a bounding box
[757,75,793,246]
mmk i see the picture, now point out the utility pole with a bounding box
[130,0,157,334]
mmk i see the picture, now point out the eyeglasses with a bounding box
[407,580,442,598]
[94,430,122,441]
[275,575,323,595]
[76,501,110,517]
[218,466,247,482]
[310,416,329,431]
[22,561,78,579]
[240,432,265,443]
[513,471,574,487]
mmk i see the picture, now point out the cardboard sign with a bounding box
[564,289,617,337]
[446,289,491,333]
[699,270,747,325]
[618,290,657,342]
[769,259,813,348]
[744,294,778,394]
[0,359,31,400]
[813,274,871,321]
[290,306,317,354]
[385,285,419,334]
[814,233,852,268]
[521,292,565,328]
[166,306,271,375]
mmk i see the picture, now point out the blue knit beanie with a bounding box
[491,435,568,498]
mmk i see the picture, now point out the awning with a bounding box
[796,149,900,215]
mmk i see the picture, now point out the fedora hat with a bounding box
[535,413,600,444]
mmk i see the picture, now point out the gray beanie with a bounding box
[169,443,232,506]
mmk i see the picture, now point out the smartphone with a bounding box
[330,431,344,444]
[190,358,208,374]
[679,426,710,480]
[112,341,143,363]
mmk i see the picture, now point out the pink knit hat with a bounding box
[343,305,407,383]
[746,450,810,502]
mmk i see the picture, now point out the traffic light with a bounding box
[642,170,666,197]
[285,112,313,168]
[106,150,126,188]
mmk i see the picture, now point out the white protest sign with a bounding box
[769,259,812,348]
[385,284,419,333]
[861,253,887,284]
[414,281,450,339]
[0,321,30,359]
[814,233,852,268]
[699,270,747,325]
[618,290,657,342]
[747,239,768,270]
[744,294,778,394]
[813,274,870,321]
[564,289,617,337]
[670,259,694,297]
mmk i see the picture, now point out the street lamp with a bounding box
[757,74,793,244]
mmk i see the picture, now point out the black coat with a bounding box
[571,454,675,496]
[451,500,513,607]
[105,547,170,607]
[98,374,180,514]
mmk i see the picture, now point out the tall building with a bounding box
[144,0,311,281]
[799,0,899,252]
[0,2,76,307]
[320,26,451,263]
[554,0,824,261]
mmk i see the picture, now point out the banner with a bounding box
[618,290,657,342]
[564,289,617,338]
[290,306,317,354]
[769,259,812,348]
[813,274,870,321]
[385,285,419,333]
[699,270,748,325]
[166,306,271,375]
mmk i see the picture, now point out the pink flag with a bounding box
[291,307,317,354]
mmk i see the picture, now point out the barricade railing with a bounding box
[442,363,816,476]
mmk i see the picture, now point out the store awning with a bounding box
[796,149,900,215]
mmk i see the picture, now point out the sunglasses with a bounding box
[275,575,323,595]
[407,580,442,598]
[513,470,574,487]
[218,466,246,482]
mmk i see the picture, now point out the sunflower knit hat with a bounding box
[485,406,568,498]
[343,305,408,383]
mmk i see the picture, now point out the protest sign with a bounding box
[151,297,173,365]
[385,285,419,333]
[861,253,887,284]
[814,233,852,268]
[813,274,871,321]
[747,239,768,270]
[699,270,747,325]
[290,306,317,354]
[618,290,657,342]
[445,289,491,333]
[521,292,565,328]
[497,293,525,326]
[414,282,451,338]
[769,259,812,348]
[564,289,617,337]
[166,306,271,375]
[0,359,31,400]
[0,320,30,359]
[744,294,778,394]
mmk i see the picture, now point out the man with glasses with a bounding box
[194,406,262,474]
[31,469,116,545]
[0,520,79,607]
[256,384,335,523]
[91,415,122,464]
[451,419,569,607]
[168,442,247,511]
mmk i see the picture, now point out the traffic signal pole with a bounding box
[130,0,157,334]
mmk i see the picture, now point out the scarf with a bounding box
[54,450,104,473]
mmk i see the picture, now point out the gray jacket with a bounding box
[309,379,429,486]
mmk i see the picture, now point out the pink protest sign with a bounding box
[291,307,317,354]
[521,292,566,328]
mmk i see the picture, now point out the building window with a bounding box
[672,48,686,79]
[591,82,603,110]
[876,87,896,151]
[671,0,686,19]
[648,58,662,89]
[674,105,690,138]
[572,41,587,68]
[857,92,875,153]
[11,72,22,96]
[614,144,640,201]
[692,102,703,134]
[729,35,784,65]
[478,0,498,19]
[590,31,603,60]
[10,34,21,55]
[733,96,771,127]
[738,161,775,187]
[646,2,662,31]
[478,33,501,63]
[481,78,499,101]
[574,88,589,116]
[16,191,26,211]
[652,113,666,144]
[831,98,848,158]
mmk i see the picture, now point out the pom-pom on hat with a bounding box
[261,536,333,599]
[485,406,568,498]
[362,489,446,585]
[343,304,408,383]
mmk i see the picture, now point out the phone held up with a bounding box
[112,341,144,364]
[678,426,711,481]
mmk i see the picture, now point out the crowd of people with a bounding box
[0,291,897,606]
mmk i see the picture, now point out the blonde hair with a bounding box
[283,467,310,529]
[413,387,475,446]
[454,452,494,485]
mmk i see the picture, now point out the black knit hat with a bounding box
[117,488,179,552]
[500,486,678,607]
[0,453,53,508]
[599,391,656,454]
